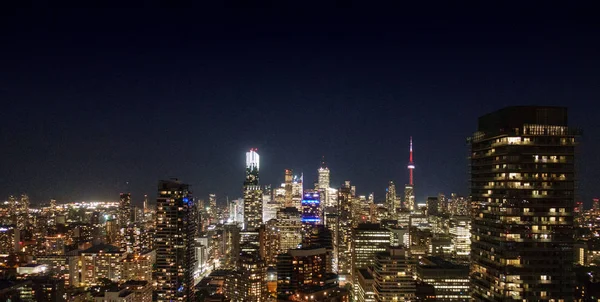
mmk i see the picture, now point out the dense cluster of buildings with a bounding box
[1,106,599,301]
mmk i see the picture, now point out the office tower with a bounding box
[262,185,278,223]
[405,137,416,212]
[470,106,579,301]
[352,224,391,296]
[276,207,303,253]
[284,169,294,207]
[277,246,328,297]
[386,181,397,218]
[155,179,196,302]
[119,193,132,228]
[244,149,263,230]
[292,174,304,210]
[373,247,416,301]
[416,257,470,301]
[449,216,471,259]
[318,157,331,206]
[301,191,322,227]
[594,198,600,212]
[356,267,375,302]
[426,196,438,216]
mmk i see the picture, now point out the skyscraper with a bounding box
[470,106,579,301]
[119,193,132,229]
[244,149,263,230]
[284,169,293,208]
[318,157,331,206]
[155,179,196,302]
[301,191,322,227]
[352,223,391,297]
[386,181,397,218]
[405,137,416,212]
[208,193,217,222]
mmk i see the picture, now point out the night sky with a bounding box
[1,3,599,206]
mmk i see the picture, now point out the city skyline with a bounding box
[1,4,599,206]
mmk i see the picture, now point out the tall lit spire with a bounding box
[407,137,415,186]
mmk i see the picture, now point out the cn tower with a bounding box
[407,136,415,185]
[404,137,416,211]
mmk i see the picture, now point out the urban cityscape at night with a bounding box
[1,3,600,302]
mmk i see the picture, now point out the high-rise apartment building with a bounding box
[470,106,579,301]
[277,246,328,297]
[119,193,132,228]
[244,149,263,230]
[155,179,196,302]
[337,181,354,279]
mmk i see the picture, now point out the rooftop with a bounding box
[80,243,122,254]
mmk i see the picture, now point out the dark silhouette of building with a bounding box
[155,179,196,302]
[470,106,579,301]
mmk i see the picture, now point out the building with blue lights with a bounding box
[301,191,322,226]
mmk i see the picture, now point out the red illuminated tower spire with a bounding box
[407,137,415,185]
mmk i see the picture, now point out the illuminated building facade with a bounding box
[276,207,303,253]
[470,106,579,301]
[416,257,469,301]
[352,224,391,296]
[120,250,154,282]
[318,157,332,207]
[336,181,354,280]
[449,216,471,259]
[373,247,415,301]
[238,253,267,301]
[385,181,398,218]
[277,246,327,297]
[78,243,126,286]
[119,193,132,229]
[301,191,322,226]
[292,174,304,210]
[0,225,18,255]
[155,179,196,302]
[244,149,263,230]
[356,267,375,302]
